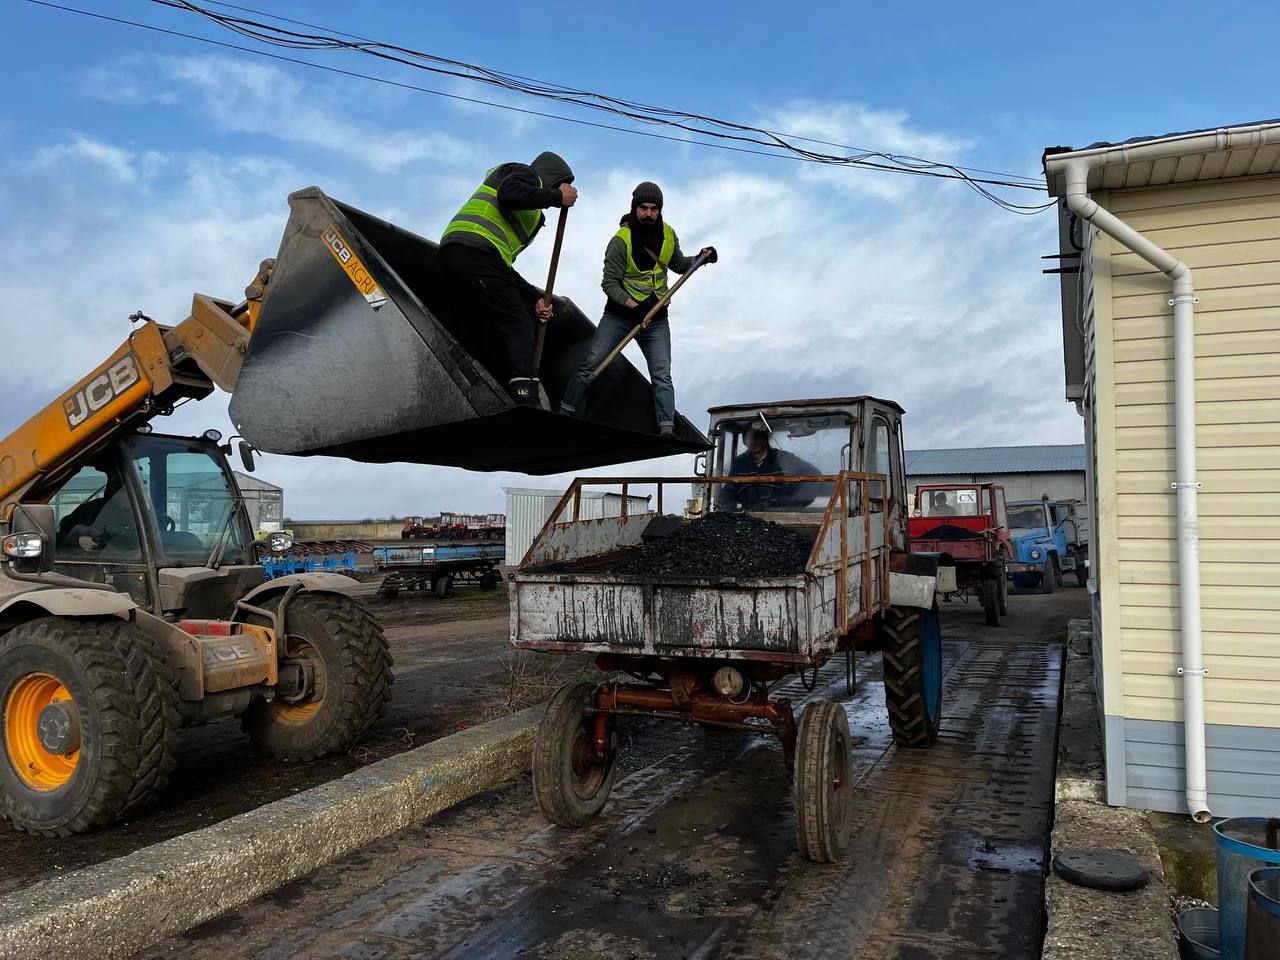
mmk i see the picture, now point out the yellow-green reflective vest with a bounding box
[441,166,546,266]
[616,223,676,301]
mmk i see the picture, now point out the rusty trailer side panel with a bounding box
[510,577,811,656]
[510,473,895,663]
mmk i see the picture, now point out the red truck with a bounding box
[909,483,1012,626]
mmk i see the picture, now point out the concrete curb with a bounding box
[0,704,542,960]
[1042,620,1178,960]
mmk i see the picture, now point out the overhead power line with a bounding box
[26,0,1054,214]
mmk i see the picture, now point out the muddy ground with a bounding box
[1,581,590,895]
[135,588,1089,960]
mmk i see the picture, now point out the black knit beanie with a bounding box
[632,181,663,208]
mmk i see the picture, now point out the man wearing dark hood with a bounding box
[559,181,716,433]
[440,152,577,408]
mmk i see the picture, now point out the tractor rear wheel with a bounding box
[880,603,943,748]
[793,699,853,863]
[0,617,178,837]
[242,594,393,761]
[533,681,616,827]
[981,578,1000,627]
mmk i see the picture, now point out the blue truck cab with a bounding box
[1006,496,1074,593]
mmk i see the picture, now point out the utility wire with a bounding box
[148,0,1053,211]
[26,0,1054,213]
[166,0,1046,187]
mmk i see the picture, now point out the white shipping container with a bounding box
[504,486,652,567]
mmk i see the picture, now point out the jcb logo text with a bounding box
[63,355,140,429]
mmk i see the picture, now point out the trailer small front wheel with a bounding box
[479,570,500,592]
[880,604,943,748]
[981,578,1000,627]
[1075,565,1088,588]
[793,699,853,863]
[432,573,454,599]
[533,681,616,828]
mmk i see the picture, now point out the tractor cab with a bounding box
[704,396,908,550]
[33,431,272,619]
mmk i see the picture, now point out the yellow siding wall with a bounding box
[1098,174,1280,728]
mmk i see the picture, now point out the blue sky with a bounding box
[4,0,1277,518]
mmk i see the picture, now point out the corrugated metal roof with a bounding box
[905,444,1085,476]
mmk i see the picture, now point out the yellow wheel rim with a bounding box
[3,672,79,791]
[269,638,326,726]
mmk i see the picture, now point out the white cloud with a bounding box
[82,55,474,174]
[28,134,159,184]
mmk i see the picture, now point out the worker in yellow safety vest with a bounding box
[559,181,716,433]
[440,152,577,408]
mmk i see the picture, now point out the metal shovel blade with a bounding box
[228,188,709,475]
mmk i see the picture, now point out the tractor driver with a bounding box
[930,490,956,517]
[60,473,138,555]
[717,426,824,511]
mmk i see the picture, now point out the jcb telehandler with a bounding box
[0,258,398,837]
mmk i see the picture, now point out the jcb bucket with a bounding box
[228,188,710,475]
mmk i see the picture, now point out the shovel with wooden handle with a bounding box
[532,207,567,375]
[586,248,712,386]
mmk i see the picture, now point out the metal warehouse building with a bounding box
[905,445,1087,507]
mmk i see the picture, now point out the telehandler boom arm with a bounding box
[0,262,274,517]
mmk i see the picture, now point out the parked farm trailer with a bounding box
[374,541,504,598]
[509,397,954,863]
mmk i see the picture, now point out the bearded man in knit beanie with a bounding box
[559,181,716,434]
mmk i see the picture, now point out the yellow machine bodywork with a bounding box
[0,272,268,519]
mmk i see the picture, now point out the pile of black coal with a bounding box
[610,512,812,578]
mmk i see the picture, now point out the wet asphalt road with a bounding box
[135,589,1086,960]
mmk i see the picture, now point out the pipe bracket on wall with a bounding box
[1170,481,1203,490]
[1177,667,1209,677]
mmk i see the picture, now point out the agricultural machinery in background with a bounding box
[400,512,506,541]
[1007,495,1088,591]
[909,483,1012,626]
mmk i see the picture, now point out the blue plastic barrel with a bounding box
[1215,818,1280,960]
[1245,868,1280,960]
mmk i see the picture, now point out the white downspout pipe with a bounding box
[1060,158,1211,822]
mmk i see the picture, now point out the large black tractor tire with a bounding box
[880,604,943,748]
[793,699,853,863]
[1040,559,1057,594]
[981,578,1000,627]
[0,617,179,837]
[242,594,393,761]
[533,681,616,828]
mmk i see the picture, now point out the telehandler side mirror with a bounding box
[238,441,256,473]
[693,452,707,477]
[4,504,57,575]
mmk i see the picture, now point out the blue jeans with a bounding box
[560,310,674,427]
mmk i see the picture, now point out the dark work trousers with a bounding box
[439,242,540,385]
